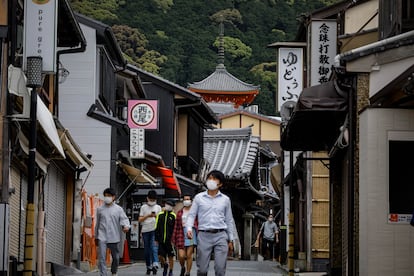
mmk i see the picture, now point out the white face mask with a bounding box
[147,199,156,206]
[183,200,192,207]
[104,196,113,205]
[206,179,218,190]
[164,204,173,211]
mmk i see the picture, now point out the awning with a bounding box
[18,132,49,173]
[8,65,66,158]
[118,162,157,184]
[146,164,181,195]
[58,129,93,171]
[176,173,203,196]
[281,80,348,151]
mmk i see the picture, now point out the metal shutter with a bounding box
[9,167,27,262]
[44,164,66,264]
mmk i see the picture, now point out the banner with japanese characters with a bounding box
[128,100,159,130]
[309,20,337,86]
[23,0,57,72]
[277,47,304,111]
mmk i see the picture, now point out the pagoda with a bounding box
[188,22,259,108]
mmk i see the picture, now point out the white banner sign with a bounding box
[277,47,303,111]
[23,0,57,72]
[310,20,337,86]
[130,128,145,159]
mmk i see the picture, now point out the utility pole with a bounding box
[288,150,294,276]
[23,56,42,276]
[0,2,11,274]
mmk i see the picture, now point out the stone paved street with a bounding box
[69,260,287,276]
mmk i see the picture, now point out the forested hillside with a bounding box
[70,0,339,115]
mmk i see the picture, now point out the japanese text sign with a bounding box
[23,0,57,72]
[277,47,304,111]
[310,20,337,86]
[128,100,158,130]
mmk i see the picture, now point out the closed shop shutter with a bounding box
[9,167,28,262]
[44,164,66,264]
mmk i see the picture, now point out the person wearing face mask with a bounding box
[95,188,130,276]
[155,199,176,276]
[256,214,279,261]
[186,170,234,276]
[139,190,162,275]
[172,195,198,276]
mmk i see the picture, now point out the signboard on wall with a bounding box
[130,128,145,159]
[309,20,337,86]
[23,0,57,72]
[277,47,304,111]
[128,100,159,130]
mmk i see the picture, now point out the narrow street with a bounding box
[69,260,287,276]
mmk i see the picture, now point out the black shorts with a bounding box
[158,242,175,257]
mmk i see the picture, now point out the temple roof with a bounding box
[188,64,260,93]
[203,126,260,179]
[188,64,259,107]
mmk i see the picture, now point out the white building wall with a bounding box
[359,108,414,276]
[58,24,111,196]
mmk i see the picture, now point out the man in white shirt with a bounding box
[186,170,234,276]
[95,188,130,276]
[139,190,162,275]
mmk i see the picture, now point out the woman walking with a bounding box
[172,195,197,276]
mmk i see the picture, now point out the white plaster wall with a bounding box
[58,24,111,196]
[344,0,378,34]
[359,108,414,276]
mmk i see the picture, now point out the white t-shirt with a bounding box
[139,203,162,233]
[182,208,189,227]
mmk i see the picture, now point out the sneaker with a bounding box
[153,262,160,269]
[163,263,169,276]
[180,266,185,276]
[152,266,158,275]
[146,268,152,275]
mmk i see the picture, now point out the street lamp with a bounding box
[23,56,42,276]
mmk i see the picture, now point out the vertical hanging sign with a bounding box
[309,20,337,86]
[23,0,58,73]
[130,128,145,159]
[277,47,304,111]
[128,100,158,159]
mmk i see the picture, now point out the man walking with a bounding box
[257,214,279,261]
[139,190,162,275]
[95,188,130,276]
[186,170,234,276]
[155,199,176,276]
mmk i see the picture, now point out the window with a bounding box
[388,131,414,223]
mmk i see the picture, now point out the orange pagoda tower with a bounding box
[188,22,259,108]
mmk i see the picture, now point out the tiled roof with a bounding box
[203,127,260,179]
[188,64,259,92]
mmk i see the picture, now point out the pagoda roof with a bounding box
[188,64,259,93]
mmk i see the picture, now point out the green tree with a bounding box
[112,25,167,74]
[70,0,119,22]
[213,36,252,61]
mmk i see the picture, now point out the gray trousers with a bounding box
[196,231,229,276]
[97,241,120,276]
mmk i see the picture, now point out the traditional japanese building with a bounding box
[188,23,259,107]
